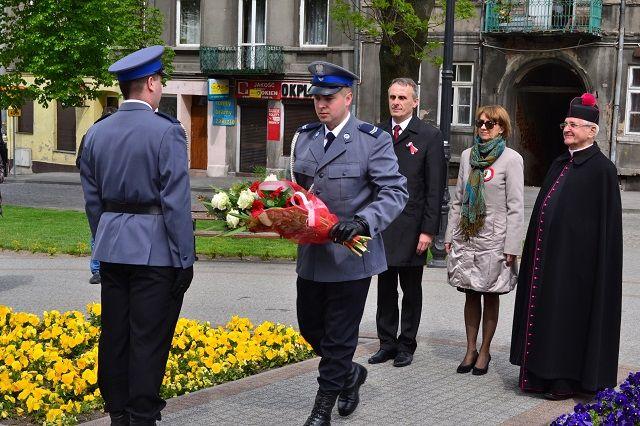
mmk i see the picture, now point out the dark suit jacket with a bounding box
[378,116,446,266]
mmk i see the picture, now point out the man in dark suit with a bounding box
[369,77,445,367]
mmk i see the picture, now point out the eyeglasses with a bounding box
[475,119,497,129]
[559,122,593,130]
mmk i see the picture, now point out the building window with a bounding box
[106,96,119,109]
[56,104,76,153]
[177,0,201,46]
[626,66,640,135]
[238,0,267,69]
[300,0,329,46]
[438,63,474,126]
[17,100,34,134]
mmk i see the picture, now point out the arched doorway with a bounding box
[511,64,586,186]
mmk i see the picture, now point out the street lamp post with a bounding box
[428,0,456,268]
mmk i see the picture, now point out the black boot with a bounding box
[303,389,339,426]
[109,410,130,426]
[337,363,367,417]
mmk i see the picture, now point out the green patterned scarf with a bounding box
[460,135,506,239]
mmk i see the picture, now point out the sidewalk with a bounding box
[80,338,637,426]
[3,171,243,192]
[8,172,640,211]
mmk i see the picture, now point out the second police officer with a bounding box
[291,61,408,425]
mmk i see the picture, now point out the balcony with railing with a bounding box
[484,0,602,36]
[200,45,284,75]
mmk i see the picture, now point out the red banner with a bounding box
[267,107,281,141]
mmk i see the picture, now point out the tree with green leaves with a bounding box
[0,0,172,109]
[333,0,475,119]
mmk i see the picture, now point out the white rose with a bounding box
[264,174,278,182]
[226,209,240,228]
[237,189,257,210]
[211,192,230,210]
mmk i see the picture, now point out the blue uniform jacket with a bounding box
[80,102,195,269]
[293,115,408,282]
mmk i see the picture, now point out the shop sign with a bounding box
[8,107,21,117]
[208,78,230,100]
[236,80,281,100]
[281,82,313,99]
[267,107,281,141]
[212,98,236,126]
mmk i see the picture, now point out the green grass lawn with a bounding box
[0,205,297,259]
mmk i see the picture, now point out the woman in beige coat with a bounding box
[445,105,524,376]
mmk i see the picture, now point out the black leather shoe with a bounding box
[472,354,491,376]
[304,389,339,426]
[109,411,130,426]
[393,352,413,367]
[544,392,576,401]
[338,363,367,417]
[367,348,397,364]
[456,350,479,374]
[129,415,155,426]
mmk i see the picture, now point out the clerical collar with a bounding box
[391,115,413,133]
[569,143,594,157]
[122,99,153,110]
[324,113,350,138]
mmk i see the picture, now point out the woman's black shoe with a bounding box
[472,354,491,376]
[456,351,479,374]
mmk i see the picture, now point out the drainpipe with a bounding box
[610,0,625,164]
[353,0,361,117]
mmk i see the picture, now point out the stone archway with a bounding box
[496,58,590,186]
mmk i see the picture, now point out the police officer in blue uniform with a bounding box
[292,62,408,425]
[80,46,195,426]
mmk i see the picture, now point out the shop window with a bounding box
[283,100,318,156]
[56,104,76,153]
[626,66,640,135]
[300,0,329,46]
[177,0,201,46]
[159,95,178,118]
[438,63,474,126]
[17,100,34,134]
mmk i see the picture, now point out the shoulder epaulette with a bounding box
[93,112,113,124]
[358,123,384,138]
[297,122,322,132]
[155,111,181,124]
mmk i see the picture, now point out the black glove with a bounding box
[171,266,194,299]
[329,217,369,244]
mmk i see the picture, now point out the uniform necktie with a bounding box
[393,125,401,142]
[324,132,336,152]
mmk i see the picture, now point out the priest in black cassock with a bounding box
[510,93,623,400]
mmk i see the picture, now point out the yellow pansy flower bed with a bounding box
[0,304,313,425]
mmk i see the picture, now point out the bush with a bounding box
[0,304,313,425]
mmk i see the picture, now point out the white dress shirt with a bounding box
[323,113,351,148]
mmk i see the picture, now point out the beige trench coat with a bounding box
[445,146,524,293]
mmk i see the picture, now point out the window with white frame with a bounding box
[177,0,201,46]
[239,0,267,69]
[626,66,640,135]
[300,0,329,46]
[438,63,474,126]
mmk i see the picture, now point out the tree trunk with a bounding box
[378,45,422,121]
[377,0,436,120]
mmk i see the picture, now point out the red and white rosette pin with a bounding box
[483,167,495,182]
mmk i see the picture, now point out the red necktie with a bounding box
[393,125,401,142]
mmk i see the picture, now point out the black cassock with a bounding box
[510,144,622,394]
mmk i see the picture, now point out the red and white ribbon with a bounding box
[290,191,316,227]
